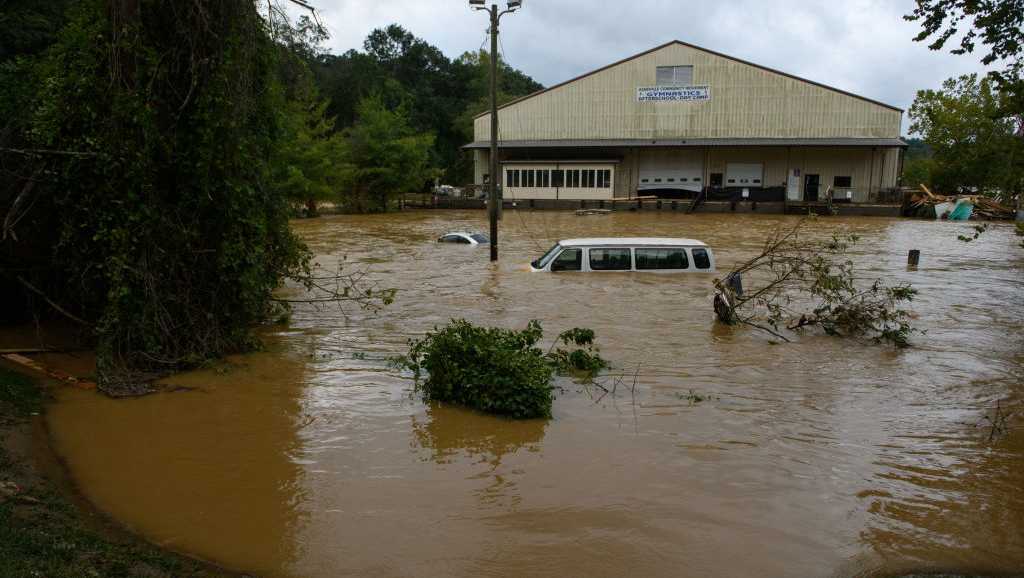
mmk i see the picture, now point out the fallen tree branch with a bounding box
[3,167,43,241]
[15,275,91,326]
[712,217,917,347]
[0,147,98,158]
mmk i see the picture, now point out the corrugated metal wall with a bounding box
[476,43,902,142]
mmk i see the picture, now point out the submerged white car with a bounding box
[438,231,490,245]
[530,238,715,273]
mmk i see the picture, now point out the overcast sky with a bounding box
[295,0,994,134]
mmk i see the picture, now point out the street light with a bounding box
[470,0,522,261]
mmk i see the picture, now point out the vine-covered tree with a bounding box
[909,74,1024,198]
[0,0,375,391]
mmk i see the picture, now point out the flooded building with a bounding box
[465,41,906,205]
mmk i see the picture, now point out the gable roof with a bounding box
[475,40,902,119]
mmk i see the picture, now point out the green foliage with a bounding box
[905,0,1023,112]
[266,13,347,217]
[909,74,1024,199]
[900,137,936,187]
[403,320,610,419]
[344,95,436,211]
[957,223,990,243]
[405,320,555,419]
[0,0,71,60]
[271,95,350,216]
[311,25,542,184]
[1,0,312,389]
[546,328,608,376]
[717,220,918,347]
[901,156,936,188]
[675,390,708,405]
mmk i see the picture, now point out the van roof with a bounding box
[558,237,708,247]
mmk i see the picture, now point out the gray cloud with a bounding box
[299,0,994,132]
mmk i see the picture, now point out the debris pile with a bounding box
[906,184,1017,220]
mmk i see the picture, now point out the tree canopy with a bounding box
[311,25,543,184]
[0,0,326,390]
[906,0,1024,114]
[0,6,543,387]
[909,74,1024,197]
[345,95,436,212]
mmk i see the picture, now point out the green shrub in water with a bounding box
[404,320,608,419]
[546,327,608,376]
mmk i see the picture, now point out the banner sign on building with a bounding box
[636,85,711,102]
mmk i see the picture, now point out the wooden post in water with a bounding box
[908,250,920,266]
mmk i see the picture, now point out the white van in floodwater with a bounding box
[530,238,715,273]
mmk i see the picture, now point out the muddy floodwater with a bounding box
[47,211,1024,577]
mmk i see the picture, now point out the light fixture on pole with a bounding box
[469,0,523,262]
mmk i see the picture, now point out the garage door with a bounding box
[638,150,704,192]
[725,163,764,188]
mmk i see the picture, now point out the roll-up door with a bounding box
[638,149,704,192]
[725,163,764,188]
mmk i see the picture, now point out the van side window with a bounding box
[691,248,711,269]
[636,248,689,270]
[551,248,582,272]
[589,248,631,271]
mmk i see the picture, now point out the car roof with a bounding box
[442,231,482,237]
[558,237,708,247]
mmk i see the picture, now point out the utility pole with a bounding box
[488,7,499,261]
[471,0,522,261]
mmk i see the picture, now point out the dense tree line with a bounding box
[310,24,543,186]
[0,2,540,389]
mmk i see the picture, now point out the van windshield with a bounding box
[532,243,562,269]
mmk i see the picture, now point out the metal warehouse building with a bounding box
[464,41,906,206]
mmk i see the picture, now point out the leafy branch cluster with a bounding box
[545,327,608,376]
[402,320,608,419]
[958,223,990,242]
[905,0,1022,92]
[714,219,918,347]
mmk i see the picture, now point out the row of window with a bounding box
[638,175,853,187]
[551,247,711,271]
[641,177,702,184]
[506,169,612,189]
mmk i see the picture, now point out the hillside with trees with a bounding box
[311,24,543,185]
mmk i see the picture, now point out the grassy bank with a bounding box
[0,365,230,577]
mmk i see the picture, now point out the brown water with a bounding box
[47,211,1024,577]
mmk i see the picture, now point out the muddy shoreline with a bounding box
[0,359,247,577]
